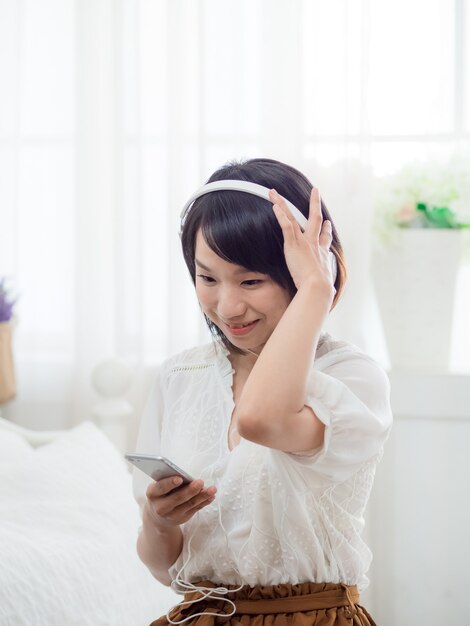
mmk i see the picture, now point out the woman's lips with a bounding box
[223,320,259,336]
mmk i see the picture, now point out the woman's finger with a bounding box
[186,497,216,515]
[269,189,302,242]
[146,475,185,499]
[305,187,322,241]
[272,203,299,243]
[172,491,215,516]
[168,497,216,525]
[270,189,304,234]
[269,189,297,225]
[319,219,333,249]
[160,480,216,513]
[150,479,201,515]
[156,486,216,524]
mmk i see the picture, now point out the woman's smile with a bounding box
[222,319,260,336]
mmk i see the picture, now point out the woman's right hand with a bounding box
[144,477,217,529]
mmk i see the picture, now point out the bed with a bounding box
[0,416,180,626]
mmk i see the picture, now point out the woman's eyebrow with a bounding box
[195,259,212,271]
[195,259,253,275]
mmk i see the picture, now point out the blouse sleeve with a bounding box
[131,366,166,514]
[283,352,393,482]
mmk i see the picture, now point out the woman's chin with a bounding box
[228,336,266,356]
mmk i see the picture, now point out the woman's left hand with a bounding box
[270,187,336,295]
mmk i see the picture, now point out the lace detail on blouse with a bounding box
[132,333,393,594]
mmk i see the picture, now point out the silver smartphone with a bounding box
[125,453,194,484]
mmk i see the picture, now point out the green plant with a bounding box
[374,155,470,233]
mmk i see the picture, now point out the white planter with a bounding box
[372,229,463,372]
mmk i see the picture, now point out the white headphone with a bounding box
[180,179,337,283]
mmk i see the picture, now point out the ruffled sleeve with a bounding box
[131,365,166,513]
[283,350,393,482]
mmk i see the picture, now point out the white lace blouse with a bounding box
[132,333,393,593]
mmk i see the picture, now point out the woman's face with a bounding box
[194,229,292,354]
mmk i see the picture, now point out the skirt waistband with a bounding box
[183,580,360,615]
[229,587,359,614]
[152,581,376,626]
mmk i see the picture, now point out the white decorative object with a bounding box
[372,229,463,371]
[91,358,134,453]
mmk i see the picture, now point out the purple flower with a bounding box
[0,278,16,323]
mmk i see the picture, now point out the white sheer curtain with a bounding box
[0,0,468,429]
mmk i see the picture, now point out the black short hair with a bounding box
[181,157,347,353]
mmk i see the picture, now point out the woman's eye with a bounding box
[243,279,263,286]
[197,274,215,283]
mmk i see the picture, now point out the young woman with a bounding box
[132,158,392,626]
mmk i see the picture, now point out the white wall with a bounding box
[366,371,470,624]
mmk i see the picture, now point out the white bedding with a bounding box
[0,420,179,626]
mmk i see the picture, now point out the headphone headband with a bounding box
[180,180,307,230]
[180,179,337,283]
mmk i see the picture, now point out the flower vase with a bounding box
[372,229,463,372]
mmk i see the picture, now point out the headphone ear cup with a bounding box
[329,252,338,285]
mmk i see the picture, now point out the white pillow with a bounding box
[0,430,33,467]
[0,421,179,626]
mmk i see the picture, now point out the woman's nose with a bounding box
[216,287,246,319]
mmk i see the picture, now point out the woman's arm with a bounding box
[137,503,183,586]
[235,277,332,452]
[136,476,217,585]
[235,188,335,453]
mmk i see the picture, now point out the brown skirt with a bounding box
[150,580,377,626]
